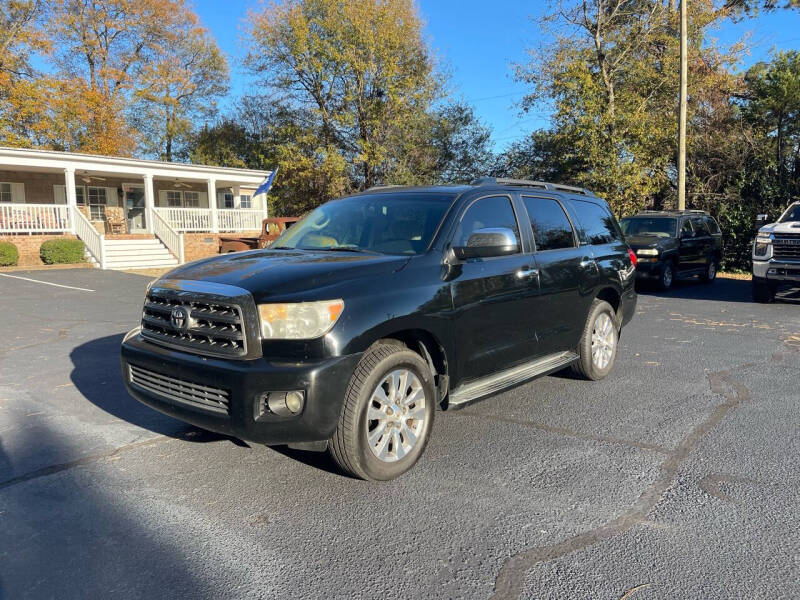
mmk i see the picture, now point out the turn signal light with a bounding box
[627,248,637,267]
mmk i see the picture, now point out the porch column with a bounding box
[207,177,218,233]
[233,185,241,208]
[64,167,77,233]
[143,173,155,233]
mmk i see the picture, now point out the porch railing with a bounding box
[73,206,105,268]
[155,207,265,233]
[0,203,71,233]
[151,208,184,264]
[154,207,212,232]
[218,209,265,232]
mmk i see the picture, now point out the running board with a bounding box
[448,351,579,408]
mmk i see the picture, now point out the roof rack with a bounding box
[470,177,595,196]
[637,209,707,215]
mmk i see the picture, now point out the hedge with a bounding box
[40,239,86,264]
[0,241,19,266]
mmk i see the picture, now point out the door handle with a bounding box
[516,267,539,279]
[579,259,598,270]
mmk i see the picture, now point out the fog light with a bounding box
[264,391,305,417]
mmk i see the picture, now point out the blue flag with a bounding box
[254,169,277,196]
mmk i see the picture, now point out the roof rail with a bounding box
[638,209,707,215]
[365,184,403,191]
[470,177,595,196]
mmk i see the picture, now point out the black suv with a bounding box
[121,178,637,480]
[620,210,723,290]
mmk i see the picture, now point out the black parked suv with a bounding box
[121,178,637,480]
[620,210,723,290]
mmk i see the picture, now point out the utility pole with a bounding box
[678,0,688,210]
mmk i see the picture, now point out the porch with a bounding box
[0,147,273,269]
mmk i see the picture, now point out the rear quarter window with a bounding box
[566,199,622,245]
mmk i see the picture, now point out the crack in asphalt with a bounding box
[451,412,671,454]
[697,473,757,505]
[0,436,172,492]
[489,369,751,599]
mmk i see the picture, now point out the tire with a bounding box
[752,278,775,303]
[329,342,435,480]
[571,299,619,381]
[701,257,717,283]
[658,260,675,291]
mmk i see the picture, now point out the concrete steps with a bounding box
[86,236,179,270]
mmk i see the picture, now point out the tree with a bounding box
[245,0,441,190]
[48,0,201,155]
[131,25,229,161]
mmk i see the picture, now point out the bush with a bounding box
[40,239,86,264]
[0,241,19,266]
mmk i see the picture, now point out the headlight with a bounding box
[754,235,772,257]
[637,248,659,256]
[258,300,344,339]
[755,235,772,244]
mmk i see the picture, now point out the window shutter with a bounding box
[158,190,168,207]
[11,183,25,203]
[53,185,67,204]
[106,187,118,207]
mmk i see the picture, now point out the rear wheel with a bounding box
[752,277,776,303]
[329,342,435,480]
[571,299,619,381]
[701,257,717,283]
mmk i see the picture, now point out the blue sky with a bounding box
[194,1,800,151]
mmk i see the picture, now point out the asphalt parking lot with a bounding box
[0,269,798,599]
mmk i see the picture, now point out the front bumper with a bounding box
[121,329,362,444]
[633,258,663,278]
[752,259,800,282]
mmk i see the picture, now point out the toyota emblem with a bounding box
[170,306,190,332]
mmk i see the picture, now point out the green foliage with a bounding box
[0,242,19,266]
[39,239,85,264]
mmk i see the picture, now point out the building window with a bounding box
[223,193,234,208]
[183,191,200,208]
[87,187,107,220]
[166,190,182,207]
[75,186,86,205]
[240,194,252,209]
[0,183,11,203]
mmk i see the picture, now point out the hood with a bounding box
[624,235,677,250]
[161,249,410,302]
[758,221,800,235]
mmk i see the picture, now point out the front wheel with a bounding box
[571,299,619,381]
[752,278,776,303]
[658,261,675,291]
[329,342,435,480]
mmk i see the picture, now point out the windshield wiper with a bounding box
[271,246,296,250]
[304,246,378,253]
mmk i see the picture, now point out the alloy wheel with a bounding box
[591,312,616,370]
[365,369,427,463]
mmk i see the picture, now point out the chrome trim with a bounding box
[448,351,579,407]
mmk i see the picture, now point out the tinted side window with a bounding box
[453,196,520,250]
[705,217,720,234]
[570,200,621,245]
[691,217,710,236]
[681,219,693,237]
[522,196,576,251]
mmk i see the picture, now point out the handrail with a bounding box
[151,208,184,263]
[154,207,212,232]
[73,207,105,268]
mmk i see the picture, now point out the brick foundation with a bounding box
[0,234,81,267]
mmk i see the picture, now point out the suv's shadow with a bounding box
[69,333,247,446]
[639,276,800,304]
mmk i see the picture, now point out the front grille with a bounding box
[141,290,248,357]
[129,364,230,413]
[773,240,800,260]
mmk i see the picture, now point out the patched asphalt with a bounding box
[0,270,798,599]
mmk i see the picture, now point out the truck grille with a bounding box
[128,364,229,413]
[141,290,248,357]
[773,233,800,260]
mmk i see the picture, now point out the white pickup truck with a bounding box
[752,201,800,302]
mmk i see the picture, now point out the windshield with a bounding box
[271,193,453,255]
[779,203,800,223]
[619,217,677,238]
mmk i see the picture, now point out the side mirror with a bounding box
[452,227,519,260]
[755,213,768,232]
